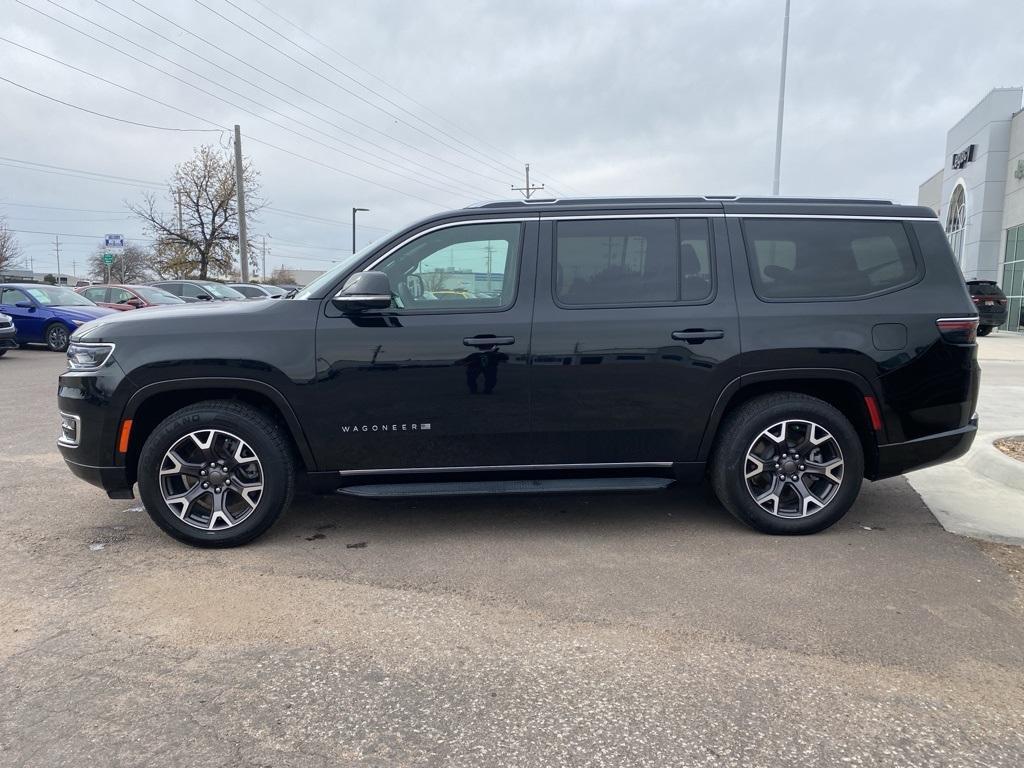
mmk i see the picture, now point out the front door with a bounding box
[0,287,47,343]
[311,218,538,472]
[529,212,742,465]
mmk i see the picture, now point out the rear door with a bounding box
[309,216,538,472]
[529,209,742,465]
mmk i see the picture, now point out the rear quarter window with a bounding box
[743,218,919,300]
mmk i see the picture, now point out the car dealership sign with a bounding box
[951,144,976,170]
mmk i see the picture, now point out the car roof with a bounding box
[459,195,935,219]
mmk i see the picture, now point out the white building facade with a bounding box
[918,87,1024,332]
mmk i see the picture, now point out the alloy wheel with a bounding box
[158,429,264,531]
[48,325,69,351]
[744,420,844,518]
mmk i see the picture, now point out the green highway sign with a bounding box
[103,252,114,265]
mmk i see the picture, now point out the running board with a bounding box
[338,477,674,498]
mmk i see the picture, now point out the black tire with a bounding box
[45,323,70,352]
[710,392,864,535]
[977,325,994,337]
[0,350,6,357]
[137,400,295,547]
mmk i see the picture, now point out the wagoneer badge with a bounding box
[341,423,431,433]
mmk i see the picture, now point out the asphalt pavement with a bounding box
[1,348,1023,767]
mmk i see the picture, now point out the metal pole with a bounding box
[262,235,266,280]
[234,125,249,282]
[352,208,369,254]
[772,0,791,196]
[54,235,60,284]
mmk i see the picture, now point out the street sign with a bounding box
[103,252,114,265]
[104,234,124,248]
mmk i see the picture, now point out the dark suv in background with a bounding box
[151,280,246,302]
[58,197,980,547]
[966,279,1008,335]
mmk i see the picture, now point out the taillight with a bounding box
[936,317,978,344]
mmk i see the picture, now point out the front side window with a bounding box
[554,218,713,307]
[744,219,918,300]
[1,288,30,305]
[82,287,108,303]
[109,287,135,304]
[374,222,522,311]
[180,283,205,299]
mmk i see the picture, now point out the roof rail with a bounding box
[467,196,894,209]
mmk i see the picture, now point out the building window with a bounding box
[945,184,967,265]
[1001,224,1024,332]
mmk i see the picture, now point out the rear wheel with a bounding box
[45,323,70,352]
[977,325,994,337]
[0,350,6,357]
[137,401,295,547]
[711,393,864,535]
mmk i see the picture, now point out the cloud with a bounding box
[2,0,1022,275]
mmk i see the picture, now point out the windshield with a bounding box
[134,286,185,305]
[25,286,96,307]
[294,232,400,299]
[204,283,246,299]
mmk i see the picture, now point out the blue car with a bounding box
[0,283,117,352]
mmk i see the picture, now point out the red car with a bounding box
[75,284,186,310]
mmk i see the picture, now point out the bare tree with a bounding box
[271,266,296,285]
[0,218,23,273]
[130,145,262,280]
[87,245,155,284]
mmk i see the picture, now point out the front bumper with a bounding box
[61,455,135,499]
[873,415,978,480]
[0,327,16,349]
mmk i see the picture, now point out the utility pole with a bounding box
[72,259,77,282]
[352,208,369,254]
[233,124,249,282]
[512,163,544,200]
[772,0,791,196]
[176,190,184,233]
[261,235,267,280]
[54,235,61,284]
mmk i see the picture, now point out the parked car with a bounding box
[58,196,980,547]
[228,283,288,299]
[0,313,16,357]
[0,284,116,352]
[76,284,186,310]
[150,280,246,302]
[966,279,1008,336]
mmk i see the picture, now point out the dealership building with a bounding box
[918,86,1024,332]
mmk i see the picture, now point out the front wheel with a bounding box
[45,323,70,352]
[137,401,295,547]
[977,325,994,337]
[711,393,864,535]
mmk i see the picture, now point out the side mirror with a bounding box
[126,298,144,308]
[15,302,34,310]
[332,271,392,311]
[196,293,213,301]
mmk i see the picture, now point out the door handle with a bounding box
[671,329,724,344]
[463,335,516,347]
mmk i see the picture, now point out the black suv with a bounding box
[966,279,1008,335]
[58,197,980,547]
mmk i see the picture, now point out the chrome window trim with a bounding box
[725,214,936,221]
[543,213,723,220]
[338,461,673,477]
[363,217,536,271]
[57,411,81,448]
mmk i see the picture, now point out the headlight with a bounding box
[67,342,115,371]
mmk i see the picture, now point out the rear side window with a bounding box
[744,219,918,299]
[555,218,713,306]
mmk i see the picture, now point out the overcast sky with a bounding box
[3,0,1024,278]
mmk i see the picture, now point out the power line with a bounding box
[221,0,521,176]
[190,0,519,181]
[117,0,510,189]
[0,156,164,188]
[78,0,502,199]
[244,0,585,199]
[0,37,448,207]
[0,75,219,133]
[16,5,470,203]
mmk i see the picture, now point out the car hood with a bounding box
[54,305,119,322]
[72,296,292,341]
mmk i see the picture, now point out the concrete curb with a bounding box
[966,432,1024,492]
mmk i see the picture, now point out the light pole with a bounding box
[772,0,791,196]
[352,208,369,254]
